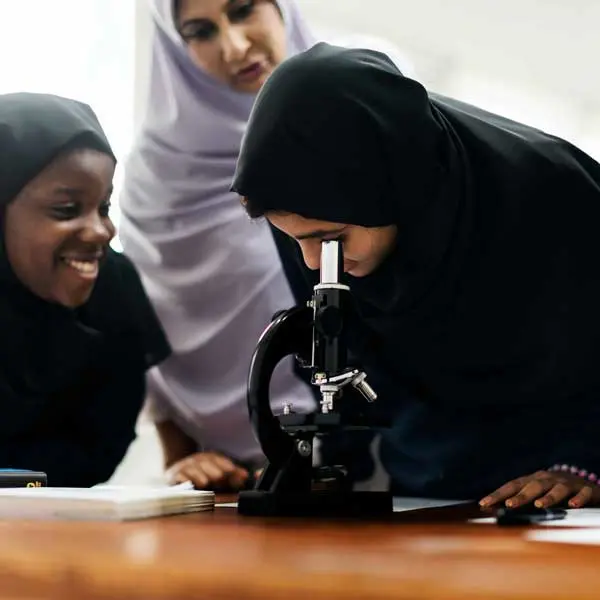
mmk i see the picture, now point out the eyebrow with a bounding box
[50,185,114,200]
[179,0,237,27]
[51,186,83,200]
[295,228,346,241]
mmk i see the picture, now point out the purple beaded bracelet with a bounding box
[549,463,599,485]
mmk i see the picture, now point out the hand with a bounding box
[480,470,600,510]
[166,452,249,491]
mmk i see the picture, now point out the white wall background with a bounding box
[298,0,599,100]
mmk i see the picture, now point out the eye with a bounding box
[228,0,255,22]
[180,20,217,42]
[323,234,347,244]
[99,201,111,218]
[50,203,81,221]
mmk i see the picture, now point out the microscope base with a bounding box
[237,490,393,518]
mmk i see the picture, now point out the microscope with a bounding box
[237,240,393,517]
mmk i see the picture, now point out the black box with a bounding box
[0,470,47,488]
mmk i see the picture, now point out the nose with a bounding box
[80,213,114,245]
[220,25,251,64]
[299,242,321,271]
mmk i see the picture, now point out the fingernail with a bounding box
[505,500,514,508]
[569,499,579,508]
[534,500,543,508]
[479,497,491,507]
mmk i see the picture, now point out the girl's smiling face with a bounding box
[4,147,115,308]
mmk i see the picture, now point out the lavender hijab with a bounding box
[118,0,317,465]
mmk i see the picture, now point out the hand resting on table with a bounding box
[480,470,600,510]
[166,451,251,491]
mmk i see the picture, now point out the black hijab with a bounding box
[232,43,600,413]
[0,92,170,435]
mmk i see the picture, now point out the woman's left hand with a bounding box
[479,470,600,509]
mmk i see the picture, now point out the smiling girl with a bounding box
[0,92,171,487]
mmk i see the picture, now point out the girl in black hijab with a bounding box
[0,92,171,487]
[232,43,600,510]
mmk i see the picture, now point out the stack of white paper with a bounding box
[0,485,214,521]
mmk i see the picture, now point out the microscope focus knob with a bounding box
[315,305,344,338]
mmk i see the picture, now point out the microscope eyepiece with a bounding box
[320,239,344,285]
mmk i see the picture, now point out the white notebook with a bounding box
[0,484,214,521]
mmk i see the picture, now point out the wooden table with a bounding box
[1,498,599,600]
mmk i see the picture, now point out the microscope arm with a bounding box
[247,305,313,467]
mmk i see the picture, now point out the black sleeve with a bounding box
[0,367,146,487]
[90,249,172,371]
[545,399,600,479]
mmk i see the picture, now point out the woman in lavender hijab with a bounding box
[117,0,317,491]
[119,0,412,491]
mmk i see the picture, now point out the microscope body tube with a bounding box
[311,240,350,377]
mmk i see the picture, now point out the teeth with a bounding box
[62,258,98,274]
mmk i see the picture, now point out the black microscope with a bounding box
[237,240,393,517]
